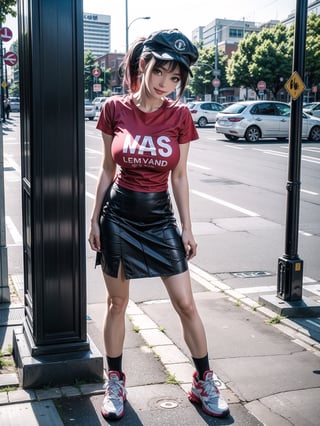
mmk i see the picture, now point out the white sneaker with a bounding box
[188,370,230,417]
[101,371,127,419]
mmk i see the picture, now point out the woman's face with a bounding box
[146,62,181,99]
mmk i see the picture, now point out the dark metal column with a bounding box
[276,0,307,302]
[13,0,103,388]
[259,0,320,318]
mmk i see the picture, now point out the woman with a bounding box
[88,28,229,420]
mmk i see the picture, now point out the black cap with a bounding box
[142,29,198,76]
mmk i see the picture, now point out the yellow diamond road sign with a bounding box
[284,71,305,100]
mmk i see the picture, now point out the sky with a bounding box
[5,0,297,52]
[83,0,297,52]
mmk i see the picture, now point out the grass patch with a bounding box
[165,371,180,385]
[266,315,286,324]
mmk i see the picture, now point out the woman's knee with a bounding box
[174,298,197,319]
[108,295,128,315]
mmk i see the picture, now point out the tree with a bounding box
[188,46,227,100]
[305,13,320,92]
[84,51,111,100]
[0,0,16,23]
[227,24,293,99]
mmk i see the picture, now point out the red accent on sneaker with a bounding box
[188,370,230,418]
[101,371,127,420]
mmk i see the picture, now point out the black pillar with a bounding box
[13,0,103,388]
[277,0,307,302]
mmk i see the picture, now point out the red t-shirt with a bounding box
[96,95,199,192]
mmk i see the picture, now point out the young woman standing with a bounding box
[88,28,230,420]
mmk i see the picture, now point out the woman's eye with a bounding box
[153,68,162,75]
[172,77,180,83]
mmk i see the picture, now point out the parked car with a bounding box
[92,96,107,111]
[187,101,224,127]
[303,102,320,118]
[85,100,96,120]
[8,97,20,112]
[215,100,320,142]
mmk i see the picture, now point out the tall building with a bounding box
[83,13,111,58]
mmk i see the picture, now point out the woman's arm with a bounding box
[88,131,116,252]
[171,143,197,260]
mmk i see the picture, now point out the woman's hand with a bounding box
[88,221,101,252]
[182,229,197,260]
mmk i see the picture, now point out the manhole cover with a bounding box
[158,400,178,409]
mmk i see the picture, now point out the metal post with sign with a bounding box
[0,23,10,303]
[259,0,320,317]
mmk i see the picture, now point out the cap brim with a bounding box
[151,51,193,76]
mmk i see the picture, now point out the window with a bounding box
[251,103,276,115]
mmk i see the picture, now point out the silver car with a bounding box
[215,100,320,142]
[85,101,96,120]
[187,101,224,127]
[303,102,320,118]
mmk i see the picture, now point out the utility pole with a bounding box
[0,23,10,303]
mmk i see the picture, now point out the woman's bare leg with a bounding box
[103,264,130,357]
[161,270,207,358]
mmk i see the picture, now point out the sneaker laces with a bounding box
[200,376,220,402]
[104,377,126,401]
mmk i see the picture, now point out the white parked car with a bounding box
[187,101,224,127]
[85,101,96,120]
[303,102,320,118]
[92,96,108,111]
[215,100,320,142]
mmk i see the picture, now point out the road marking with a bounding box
[301,189,318,195]
[86,191,95,200]
[191,189,259,217]
[86,147,102,154]
[299,230,313,237]
[224,145,243,150]
[5,216,22,244]
[4,154,21,175]
[86,172,98,180]
[187,162,211,170]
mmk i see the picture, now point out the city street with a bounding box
[3,113,320,307]
[2,113,320,425]
[84,117,320,305]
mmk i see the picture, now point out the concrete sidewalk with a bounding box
[1,266,320,425]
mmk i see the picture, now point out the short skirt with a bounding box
[96,183,188,279]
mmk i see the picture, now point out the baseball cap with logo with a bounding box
[142,29,198,76]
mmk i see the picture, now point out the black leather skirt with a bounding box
[96,184,188,279]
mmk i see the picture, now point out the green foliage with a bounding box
[0,0,16,23]
[84,50,111,100]
[305,13,320,87]
[189,14,320,101]
[188,46,228,100]
[227,24,292,98]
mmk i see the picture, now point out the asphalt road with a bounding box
[3,114,320,306]
[84,119,320,305]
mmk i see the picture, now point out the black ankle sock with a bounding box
[192,354,210,379]
[107,354,123,374]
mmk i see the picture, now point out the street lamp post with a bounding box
[125,0,150,51]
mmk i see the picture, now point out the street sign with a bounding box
[284,71,305,100]
[92,68,101,77]
[93,83,101,92]
[0,27,13,43]
[212,78,220,88]
[257,80,266,91]
[4,51,18,66]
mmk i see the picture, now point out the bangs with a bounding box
[153,58,183,73]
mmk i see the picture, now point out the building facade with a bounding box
[83,13,111,58]
[96,53,124,94]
